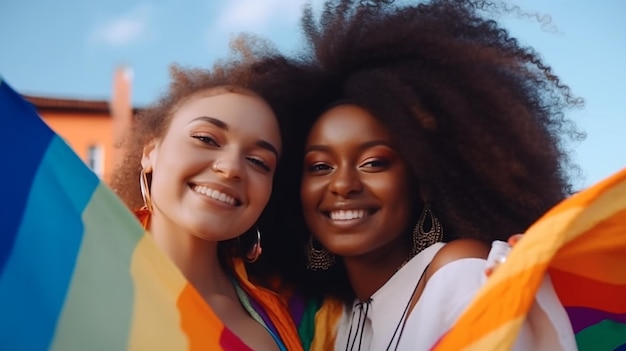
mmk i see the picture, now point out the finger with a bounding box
[508,233,524,246]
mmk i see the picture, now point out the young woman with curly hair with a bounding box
[259,0,584,349]
[110,39,306,351]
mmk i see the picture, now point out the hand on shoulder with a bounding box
[484,233,524,277]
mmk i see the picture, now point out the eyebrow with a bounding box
[190,116,228,130]
[257,140,280,159]
[190,115,280,159]
[305,140,393,153]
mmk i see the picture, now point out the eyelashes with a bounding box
[307,163,333,173]
[191,134,273,173]
[247,157,271,172]
[192,134,219,146]
[360,159,390,168]
[305,158,391,174]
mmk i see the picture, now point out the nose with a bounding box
[328,166,363,198]
[212,150,243,180]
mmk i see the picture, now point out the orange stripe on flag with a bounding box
[550,210,626,286]
[177,283,225,351]
[233,260,304,351]
[456,317,525,351]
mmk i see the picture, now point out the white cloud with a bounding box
[89,3,153,47]
[212,0,307,34]
[205,0,318,55]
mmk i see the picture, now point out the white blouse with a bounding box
[334,242,577,351]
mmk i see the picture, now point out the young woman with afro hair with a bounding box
[253,0,584,350]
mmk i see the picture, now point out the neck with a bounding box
[343,240,411,302]
[149,211,232,297]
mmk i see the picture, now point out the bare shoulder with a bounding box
[408,239,491,310]
[426,239,490,278]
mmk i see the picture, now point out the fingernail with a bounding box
[508,234,523,246]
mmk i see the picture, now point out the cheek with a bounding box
[371,175,412,219]
[149,167,176,209]
[159,133,208,168]
[249,174,274,211]
[300,178,321,209]
[300,180,319,236]
[390,185,413,229]
[300,178,322,228]
[153,143,189,177]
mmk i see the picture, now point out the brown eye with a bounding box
[361,158,390,169]
[192,134,220,147]
[307,163,333,173]
[247,157,271,172]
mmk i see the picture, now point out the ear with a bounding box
[141,139,158,172]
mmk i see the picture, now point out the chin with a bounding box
[191,231,233,243]
[187,222,237,242]
[324,242,369,258]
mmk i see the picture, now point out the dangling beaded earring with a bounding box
[241,227,262,263]
[410,204,444,257]
[306,236,335,270]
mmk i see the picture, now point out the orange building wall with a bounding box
[25,66,133,184]
[40,111,116,183]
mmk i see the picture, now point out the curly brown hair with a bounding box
[258,0,587,300]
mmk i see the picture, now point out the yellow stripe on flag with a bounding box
[128,234,188,351]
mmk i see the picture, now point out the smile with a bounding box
[329,209,367,221]
[192,185,240,206]
[321,208,377,229]
[323,208,378,227]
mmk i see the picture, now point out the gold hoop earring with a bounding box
[411,204,443,257]
[306,236,335,270]
[139,168,153,213]
[240,228,262,263]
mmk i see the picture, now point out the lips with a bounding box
[190,184,242,206]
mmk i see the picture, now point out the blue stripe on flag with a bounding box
[0,79,55,274]
[0,136,99,350]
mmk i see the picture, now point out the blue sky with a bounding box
[1,0,624,188]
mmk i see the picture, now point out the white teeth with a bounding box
[193,185,237,205]
[330,210,366,221]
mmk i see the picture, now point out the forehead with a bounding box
[169,91,282,148]
[308,104,392,143]
[173,91,268,120]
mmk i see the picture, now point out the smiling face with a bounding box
[301,104,412,258]
[142,91,281,241]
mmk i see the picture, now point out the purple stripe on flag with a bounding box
[567,306,626,333]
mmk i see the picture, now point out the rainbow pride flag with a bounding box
[0,78,301,350]
[430,168,626,350]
